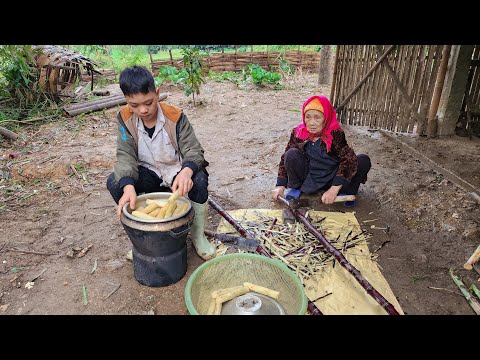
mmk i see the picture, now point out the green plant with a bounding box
[0,45,45,104]
[180,47,207,106]
[242,64,282,86]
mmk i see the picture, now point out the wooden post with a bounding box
[427,45,452,138]
[318,45,332,85]
[169,50,174,67]
[330,46,339,102]
[149,51,153,67]
[234,45,238,71]
[266,45,270,69]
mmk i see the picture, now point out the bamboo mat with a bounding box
[214,209,404,315]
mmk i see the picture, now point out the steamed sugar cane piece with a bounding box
[215,285,249,305]
[135,206,146,213]
[146,199,168,208]
[149,208,161,217]
[243,282,280,299]
[464,244,480,270]
[164,201,178,218]
[206,298,216,315]
[211,285,245,299]
[132,211,157,220]
[173,202,188,216]
[167,191,180,203]
[142,202,160,214]
[156,206,168,219]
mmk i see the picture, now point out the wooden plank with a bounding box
[416,45,436,135]
[422,45,443,135]
[381,46,398,131]
[371,48,389,128]
[398,45,415,132]
[337,46,349,123]
[334,45,345,114]
[365,45,378,127]
[407,45,425,133]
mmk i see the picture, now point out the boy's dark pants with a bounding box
[284,148,371,195]
[107,166,209,204]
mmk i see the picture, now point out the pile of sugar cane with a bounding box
[232,211,372,284]
[207,282,279,315]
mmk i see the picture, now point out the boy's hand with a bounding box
[321,185,342,204]
[271,186,285,200]
[118,184,137,219]
[172,167,194,197]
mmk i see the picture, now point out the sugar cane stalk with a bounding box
[449,268,480,315]
[277,195,400,315]
[207,196,322,315]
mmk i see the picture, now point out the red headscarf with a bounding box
[294,95,341,152]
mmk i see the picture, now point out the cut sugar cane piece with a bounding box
[165,201,178,218]
[449,268,480,315]
[215,285,249,305]
[211,285,245,299]
[173,203,188,216]
[149,208,161,217]
[135,206,146,213]
[156,206,168,219]
[142,202,159,214]
[146,199,168,208]
[206,299,216,315]
[464,244,480,270]
[132,211,156,220]
[243,282,280,299]
[167,191,180,203]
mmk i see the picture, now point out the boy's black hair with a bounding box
[119,65,156,96]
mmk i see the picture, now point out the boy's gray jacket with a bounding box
[113,101,208,187]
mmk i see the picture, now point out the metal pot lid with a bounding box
[221,292,286,315]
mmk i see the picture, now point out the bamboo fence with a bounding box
[150,50,320,76]
[331,45,444,134]
[461,45,480,133]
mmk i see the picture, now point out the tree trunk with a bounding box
[318,45,333,85]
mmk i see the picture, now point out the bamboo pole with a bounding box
[330,46,339,103]
[207,196,323,316]
[427,45,452,138]
[277,195,401,315]
[336,45,396,113]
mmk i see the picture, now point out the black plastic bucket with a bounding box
[120,193,195,287]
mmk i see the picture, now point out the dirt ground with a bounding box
[0,73,479,315]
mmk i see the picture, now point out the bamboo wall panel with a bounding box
[331,45,443,134]
[461,45,480,132]
[150,51,321,76]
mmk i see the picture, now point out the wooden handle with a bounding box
[334,195,356,202]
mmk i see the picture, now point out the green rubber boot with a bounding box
[190,201,215,261]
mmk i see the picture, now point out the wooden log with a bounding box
[64,93,168,116]
[0,126,18,141]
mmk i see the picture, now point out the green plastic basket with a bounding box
[185,253,308,315]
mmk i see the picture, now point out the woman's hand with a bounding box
[172,167,194,197]
[118,184,137,219]
[271,186,286,200]
[321,185,342,204]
